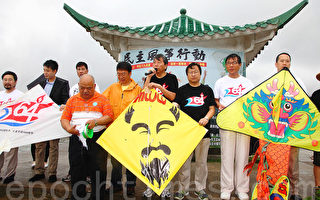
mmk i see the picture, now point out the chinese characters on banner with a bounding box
[121,47,245,148]
[121,47,245,91]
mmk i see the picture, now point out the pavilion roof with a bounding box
[64,0,308,66]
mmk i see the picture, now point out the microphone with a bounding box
[145,68,157,76]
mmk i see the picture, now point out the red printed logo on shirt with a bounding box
[224,84,246,97]
[0,98,14,106]
[185,93,207,107]
[155,83,168,96]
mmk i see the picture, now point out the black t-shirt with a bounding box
[150,73,178,100]
[311,89,320,111]
[174,83,216,137]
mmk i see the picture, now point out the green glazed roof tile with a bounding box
[64,0,308,39]
[271,0,308,29]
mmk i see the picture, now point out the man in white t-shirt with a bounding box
[69,62,100,97]
[0,71,24,184]
[214,54,254,200]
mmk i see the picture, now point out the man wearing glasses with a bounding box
[173,62,215,200]
[214,54,254,200]
[102,61,142,198]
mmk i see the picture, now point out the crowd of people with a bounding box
[0,52,319,200]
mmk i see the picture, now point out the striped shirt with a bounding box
[61,92,113,132]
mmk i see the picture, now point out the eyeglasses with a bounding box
[188,71,200,75]
[226,61,239,65]
[117,72,128,77]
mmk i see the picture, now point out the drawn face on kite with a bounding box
[124,103,180,188]
[244,79,317,143]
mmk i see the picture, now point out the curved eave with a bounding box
[247,0,308,66]
[64,3,99,31]
[272,0,308,29]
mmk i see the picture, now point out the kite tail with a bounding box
[256,170,270,200]
[244,150,259,176]
[269,176,290,200]
[250,141,271,200]
[256,151,270,200]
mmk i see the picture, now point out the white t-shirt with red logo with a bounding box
[0,89,24,106]
[214,75,254,107]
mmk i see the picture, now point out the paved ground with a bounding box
[0,138,315,199]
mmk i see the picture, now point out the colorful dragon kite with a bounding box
[244,79,317,144]
[217,68,320,150]
[217,68,320,199]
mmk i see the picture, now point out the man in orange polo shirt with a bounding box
[103,61,142,197]
[61,74,113,200]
